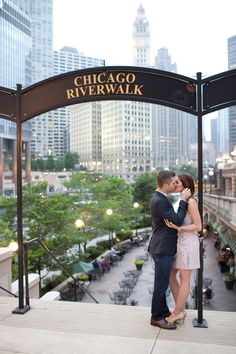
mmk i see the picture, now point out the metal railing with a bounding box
[23,238,98,309]
[0,285,18,298]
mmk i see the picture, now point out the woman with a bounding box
[164,173,202,324]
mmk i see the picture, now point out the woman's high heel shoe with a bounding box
[176,310,187,325]
[165,311,186,325]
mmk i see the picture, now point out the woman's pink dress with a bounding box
[173,212,200,269]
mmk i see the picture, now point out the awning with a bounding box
[71,261,93,274]
[211,220,236,254]
[210,218,219,229]
[220,230,236,254]
[216,224,226,234]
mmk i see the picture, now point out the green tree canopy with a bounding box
[132,172,156,215]
[64,152,79,170]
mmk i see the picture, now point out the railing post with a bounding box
[74,279,77,302]
[23,242,30,307]
[12,84,30,315]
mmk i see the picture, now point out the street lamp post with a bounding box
[208,170,214,193]
[217,162,224,194]
[133,202,139,237]
[203,175,207,193]
[75,219,85,252]
[74,219,85,301]
[106,209,113,250]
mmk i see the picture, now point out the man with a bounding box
[149,170,191,330]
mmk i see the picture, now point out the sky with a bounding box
[53,0,236,140]
[53,0,236,78]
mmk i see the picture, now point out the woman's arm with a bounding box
[164,198,202,233]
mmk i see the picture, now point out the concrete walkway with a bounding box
[0,297,236,354]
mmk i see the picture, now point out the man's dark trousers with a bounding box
[151,254,174,321]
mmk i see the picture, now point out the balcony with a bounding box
[0,297,235,353]
[203,193,236,231]
[203,193,236,253]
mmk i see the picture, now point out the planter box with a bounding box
[135,264,143,271]
[224,280,234,290]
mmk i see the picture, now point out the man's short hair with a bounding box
[157,170,175,188]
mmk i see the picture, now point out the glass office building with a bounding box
[0,0,31,195]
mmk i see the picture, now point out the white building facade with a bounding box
[102,4,152,181]
[65,48,105,169]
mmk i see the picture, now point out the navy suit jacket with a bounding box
[149,191,188,256]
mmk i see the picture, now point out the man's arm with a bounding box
[156,199,188,226]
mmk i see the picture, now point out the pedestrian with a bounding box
[164,173,202,324]
[149,170,191,330]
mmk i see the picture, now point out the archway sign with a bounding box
[1,66,236,324]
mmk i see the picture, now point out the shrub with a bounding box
[85,245,104,261]
[76,274,89,282]
[223,272,234,282]
[116,230,133,241]
[42,273,67,294]
[134,260,145,265]
[96,240,110,250]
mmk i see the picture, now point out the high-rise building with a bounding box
[152,47,195,168]
[217,109,229,155]
[52,47,105,168]
[228,35,236,152]
[71,101,102,172]
[52,46,104,158]
[0,0,31,195]
[102,4,152,180]
[27,0,54,157]
[211,118,217,151]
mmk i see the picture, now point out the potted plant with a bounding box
[223,272,234,290]
[134,259,145,271]
[76,274,89,282]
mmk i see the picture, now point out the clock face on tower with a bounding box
[136,36,149,47]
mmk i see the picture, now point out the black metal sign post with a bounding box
[192,73,208,328]
[12,84,30,314]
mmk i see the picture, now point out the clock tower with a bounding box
[133,4,151,67]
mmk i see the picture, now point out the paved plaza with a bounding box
[82,237,236,313]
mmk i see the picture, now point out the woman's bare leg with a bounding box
[173,269,192,314]
[169,268,179,305]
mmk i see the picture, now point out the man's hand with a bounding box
[180,188,191,201]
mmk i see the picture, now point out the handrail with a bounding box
[23,238,98,308]
[0,285,18,298]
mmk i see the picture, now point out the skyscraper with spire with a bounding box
[101,4,152,180]
[133,4,151,66]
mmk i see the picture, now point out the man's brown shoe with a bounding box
[150,318,177,330]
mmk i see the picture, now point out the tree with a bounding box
[177,164,198,179]
[21,182,77,292]
[0,220,14,247]
[54,158,64,171]
[64,152,79,170]
[132,172,156,215]
[45,154,55,171]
